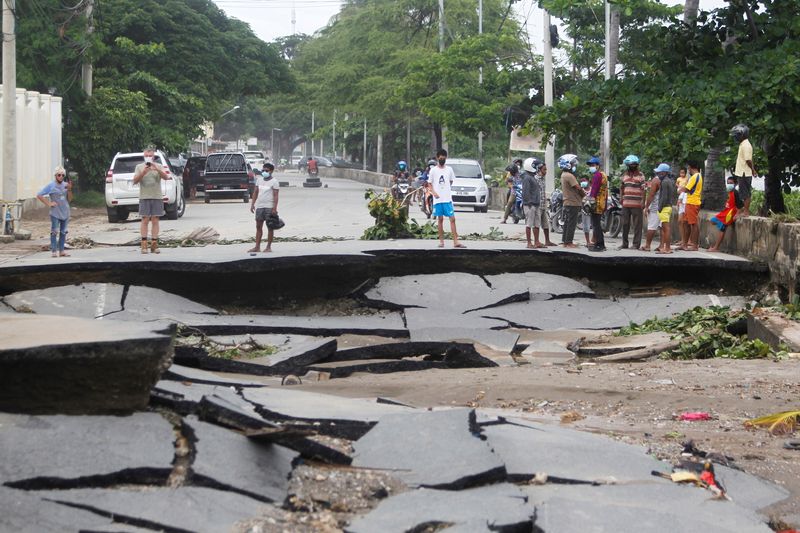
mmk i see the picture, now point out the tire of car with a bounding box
[177,194,186,218]
[106,206,119,223]
[243,193,249,203]
[480,206,488,213]
[164,195,182,220]
[204,195,210,204]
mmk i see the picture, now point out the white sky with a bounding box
[214,0,728,49]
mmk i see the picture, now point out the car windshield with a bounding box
[450,163,482,179]
[206,153,247,172]
[244,152,264,158]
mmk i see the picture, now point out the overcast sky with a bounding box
[214,0,728,51]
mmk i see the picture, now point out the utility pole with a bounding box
[438,0,448,151]
[2,0,17,202]
[601,0,612,172]
[332,110,336,159]
[477,0,483,166]
[291,0,297,35]
[543,9,555,194]
[363,118,367,170]
[311,110,315,157]
[406,116,411,164]
[377,133,383,174]
[82,0,94,96]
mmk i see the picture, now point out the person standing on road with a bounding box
[679,160,704,251]
[429,149,465,248]
[501,164,522,224]
[642,167,662,251]
[557,154,584,248]
[133,147,169,254]
[619,155,646,249]
[248,163,281,253]
[521,157,542,248]
[587,156,608,252]
[675,167,688,247]
[36,165,72,258]
[655,164,677,254]
[580,173,593,247]
[731,124,757,217]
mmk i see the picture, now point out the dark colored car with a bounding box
[329,157,359,169]
[182,156,207,198]
[202,152,250,203]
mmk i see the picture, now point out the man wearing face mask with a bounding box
[586,157,608,252]
[249,163,281,253]
[619,154,645,250]
[133,147,169,254]
[429,148,465,248]
[708,176,742,252]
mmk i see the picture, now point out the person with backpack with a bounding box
[707,176,743,252]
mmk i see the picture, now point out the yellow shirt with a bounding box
[685,173,703,206]
[735,139,754,176]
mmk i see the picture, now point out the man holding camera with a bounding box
[133,147,169,254]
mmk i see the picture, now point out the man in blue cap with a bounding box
[654,164,677,253]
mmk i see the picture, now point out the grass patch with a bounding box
[71,190,106,208]
[750,190,800,221]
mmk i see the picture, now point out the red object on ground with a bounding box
[678,412,712,421]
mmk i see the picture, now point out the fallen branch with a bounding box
[592,338,683,362]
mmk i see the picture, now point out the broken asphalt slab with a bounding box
[182,416,297,503]
[242,337,337,373]
[151,380,245,415]
[0,412,175,489]
[362,272,530,313]
[36,486,270,533]
[0,314,174,414]
[484,271,595,301]
[409,326,520,354]
[3,283,217,320]
[481,418,670,483]
[181,312,408,338]
[525,483,773,533]
[476,295,746,330]
[241,387,415,440]
[163,363,266,387]
[713,464,790,512]
[0,486,123,533]
[345,483,535,533]
[352,408,506,489]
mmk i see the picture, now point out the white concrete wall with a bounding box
[0,86,63,200]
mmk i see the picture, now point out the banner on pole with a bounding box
[509,127,544,153]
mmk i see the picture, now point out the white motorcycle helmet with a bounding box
[522,157,544,173]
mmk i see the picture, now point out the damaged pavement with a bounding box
[0,272,794,532]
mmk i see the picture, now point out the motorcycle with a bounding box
[392,175,410,202]
[418,181,434,219]
[307,166,319,177]
[601,187,622,237]
[549,189,564,233]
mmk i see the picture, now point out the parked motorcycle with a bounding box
[549,189,564,233]
[601,187,622,238]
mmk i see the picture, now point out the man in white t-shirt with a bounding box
[731,124,757,217]
[428,148,465,248]
[248,163,280,253]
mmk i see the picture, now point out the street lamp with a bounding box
[220,105,240,118]
[271,128,282,162]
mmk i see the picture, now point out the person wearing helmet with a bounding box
[586,156,608,252]
[620,155,645,249]
[731,124,757,217]
[521,157,555,248]
[429,148,465,248]
[654,164,677,254]
[557,154,584,248]
[642,163,666,252]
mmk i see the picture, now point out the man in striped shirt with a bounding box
[620,154,646,249]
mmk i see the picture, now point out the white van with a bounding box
[447,158,489,212]
[104,151,185,223]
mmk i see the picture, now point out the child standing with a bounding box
[36,166,72,258]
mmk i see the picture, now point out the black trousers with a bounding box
[562,205,580,244]
[591,212,605,249]
[621,206,643,248]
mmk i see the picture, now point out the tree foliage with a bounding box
[14,0,292,188]
[528,0,800,213]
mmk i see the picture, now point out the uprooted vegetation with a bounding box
[617,306,789,360]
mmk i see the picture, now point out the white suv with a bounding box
[104,151,185,223]
[447,158,490,212]
[243,150,266,169]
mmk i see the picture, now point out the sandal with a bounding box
[454,243,467,248]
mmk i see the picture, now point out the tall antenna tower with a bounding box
[291,1,297,35]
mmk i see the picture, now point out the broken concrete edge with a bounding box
[42,499,193,533]
[330,341,485,362]
[3,468,172,492]
[162,367,265,388]
[309,360,451,379]
[247,404,376,441]
[462,291,531,314]
[184,324,410,339]
[172,346,300,377]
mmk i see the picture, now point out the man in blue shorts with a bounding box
[429,148,466,248]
